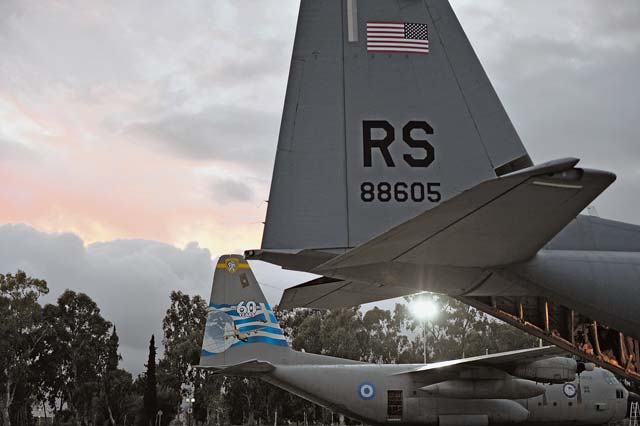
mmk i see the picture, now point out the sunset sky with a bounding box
[1,0,639,373]
[0,0,297,252]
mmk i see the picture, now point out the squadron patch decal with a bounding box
[216,257,250,274]
[358,382,376,400]
[225,258,239,273]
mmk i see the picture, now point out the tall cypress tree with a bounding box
[103,326,120,426]
[143,335,158,426]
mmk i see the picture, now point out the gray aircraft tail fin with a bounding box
[199,255,291,369]
[262,0,532,252]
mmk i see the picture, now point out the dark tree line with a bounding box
[1,272,133,426]
[1,271,538,426]
[161,293,538,425]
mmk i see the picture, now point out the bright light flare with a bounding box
[411,297,439,321]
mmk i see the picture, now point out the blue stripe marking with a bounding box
[231,336,289,348]
[237,325,283,335]
[208,304,279,329]
[210,303,233,308]
[201,335,289,357]
[263,303,277,322]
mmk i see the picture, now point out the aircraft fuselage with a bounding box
[512,249,640,339]
[264,365,627,426]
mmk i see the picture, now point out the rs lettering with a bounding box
[363,120,435,168]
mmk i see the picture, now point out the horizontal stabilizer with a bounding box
[279,277,416,310]
[317,159,615,272]
[199,359,275,376]
[245,249,339,273]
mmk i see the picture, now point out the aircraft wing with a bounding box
[316,158,615,272]
[279,277,417,310]
[393,346,576,387]
[396,346,565,375]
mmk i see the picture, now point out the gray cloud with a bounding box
[0,224,212,374]
[0,0,21,30]
[0,0,297,176]
[210,178,256,203]
[452,0,640,223]
[126,105,279,167]
[0,138,38,161]
[0,224,314,374]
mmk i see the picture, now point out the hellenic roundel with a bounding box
[358,382,376,400]
[563,383,577,398]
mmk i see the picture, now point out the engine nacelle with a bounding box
[421,378,545,400]
[513,356,577,383]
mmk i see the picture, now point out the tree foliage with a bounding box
[0,269,540,426]
[1,273,138,426]
[45,290,115,426]
[159,291,208,396]
[165,292,538,426]
[142,336,158,426]
[0,271,49,426]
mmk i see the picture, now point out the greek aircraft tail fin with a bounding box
[261,0,532,254]
[198,255,290,369]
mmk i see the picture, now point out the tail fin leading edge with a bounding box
[199,255,290,369]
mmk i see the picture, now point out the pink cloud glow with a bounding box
[0,0,297,253]
[0,89,269,252]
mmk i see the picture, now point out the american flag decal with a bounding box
[367,22,430,54]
